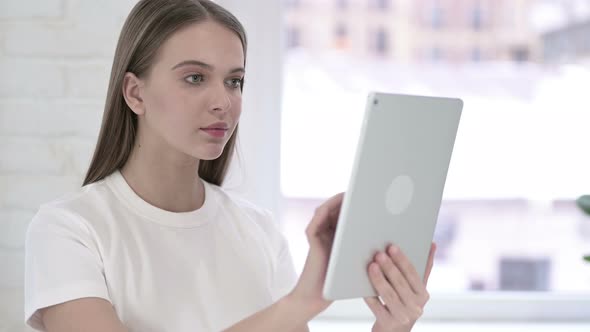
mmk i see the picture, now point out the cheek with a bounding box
[144,83,173,115]
[152,84,190,115]
[231,96,243,119]
[144,86,194,133]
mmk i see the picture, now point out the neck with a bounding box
[120,143,205,213]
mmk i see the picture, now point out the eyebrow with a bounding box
[171,60,245,74]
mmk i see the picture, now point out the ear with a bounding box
[122,72,146,116]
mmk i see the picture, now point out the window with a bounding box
[284,0,301,8]
[431,3,444,29]
[334,23,349,49]
[369,27,389,55]
[499,258,551,291]
[286,26,301,49]
[336,0,348,10]
[369,0,391,10]
[430,46,442,61]
[335,23,348,38]
[510,46,529,62]
[471,47,481,62]
[281,0,590,322]
[542,21,590,63]
[471,2,483,30]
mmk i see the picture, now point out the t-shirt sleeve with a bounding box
[24,206,111,331]
[260,210,299,302]
[272,233,298,301]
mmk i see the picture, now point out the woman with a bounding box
[24,0,435,331]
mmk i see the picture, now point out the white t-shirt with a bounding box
[24,170,298,331]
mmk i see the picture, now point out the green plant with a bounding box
[576,195,590,262]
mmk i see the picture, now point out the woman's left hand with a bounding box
[364,242,436,332]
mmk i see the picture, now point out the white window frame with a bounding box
[317,293,590,321]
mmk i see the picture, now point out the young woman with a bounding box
[24,0,436,331]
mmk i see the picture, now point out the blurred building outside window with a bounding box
[281,0,590,320]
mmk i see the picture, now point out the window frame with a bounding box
[316,292,590,321]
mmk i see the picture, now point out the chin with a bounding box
[193,147,225,161]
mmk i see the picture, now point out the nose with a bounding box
[208,82,231,113]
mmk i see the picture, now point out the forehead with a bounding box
[156,20,245,71]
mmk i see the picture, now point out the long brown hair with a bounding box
[83,0,247,187]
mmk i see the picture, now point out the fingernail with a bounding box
[389,245,399,255]
[370,263,380,274]
[376,252,387,262]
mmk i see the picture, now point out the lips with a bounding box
[201,127,228,138]
[202,122,229,130]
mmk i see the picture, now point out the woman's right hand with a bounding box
[288,192,345,319]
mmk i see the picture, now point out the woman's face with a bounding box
[134,20,244,161]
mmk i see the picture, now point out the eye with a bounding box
[226,78,243,89]
[185,74,204,84]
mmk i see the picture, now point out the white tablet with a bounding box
[323,92,463,301]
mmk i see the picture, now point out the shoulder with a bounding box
[27,178,111,236]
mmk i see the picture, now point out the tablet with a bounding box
[322,92,463,300]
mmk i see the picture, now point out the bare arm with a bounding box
[41,297,128,332]
[41,295,311,332]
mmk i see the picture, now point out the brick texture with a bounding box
[0,1,135,330]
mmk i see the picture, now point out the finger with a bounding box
[368,262,405,315]
[305,192,344,237]
[375,251,417,308]
[364,296,392,324]
[423,242,437,285]
[387,245,424,295]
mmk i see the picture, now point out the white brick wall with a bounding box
[0,1,283,330]
[0,1,63,19]
[0,1,136,330]
[0,59,65,97]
